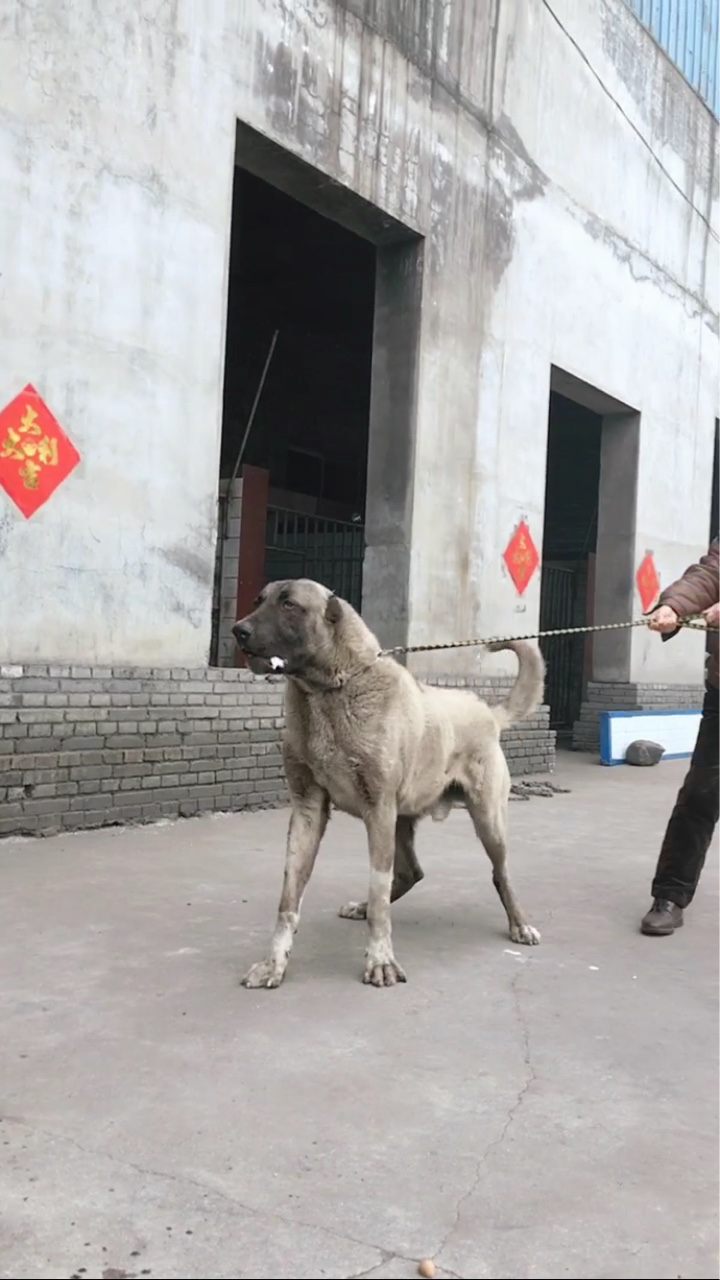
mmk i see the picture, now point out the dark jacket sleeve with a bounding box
[657,539,719,619]
[653,539,719,655]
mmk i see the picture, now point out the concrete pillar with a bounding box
[362,239,424,651]
[592,412,640,681]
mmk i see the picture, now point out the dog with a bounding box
[232,579,545,989]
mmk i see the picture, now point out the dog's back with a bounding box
[279,587,544,820]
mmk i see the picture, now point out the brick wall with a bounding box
[572,680,704,752]
[0,665,555,837]
[0,664,286,837]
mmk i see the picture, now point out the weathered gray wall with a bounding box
[0,0,717,693]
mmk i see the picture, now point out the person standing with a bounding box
[640,538,719,935]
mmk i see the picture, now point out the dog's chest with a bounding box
[301,704,372,815]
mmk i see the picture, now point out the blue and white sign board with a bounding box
[599,709,702,766]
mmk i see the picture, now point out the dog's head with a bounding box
[232,579,345,678]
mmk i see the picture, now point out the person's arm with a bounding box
[647,540,719,639]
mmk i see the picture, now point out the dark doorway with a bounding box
[221,167,375,524]
[212,167,376,662]
[540,392,602,732]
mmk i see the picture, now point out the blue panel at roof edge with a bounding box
[624,0,719,117]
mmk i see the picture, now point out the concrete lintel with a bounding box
[550,366,638,417]
[235,121,420,247]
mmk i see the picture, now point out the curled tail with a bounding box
[489,639,545,730]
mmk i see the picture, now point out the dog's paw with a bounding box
[338,900,368,920]
[509,922,541,946]
[241,958,286,988]
[362,958,407,987]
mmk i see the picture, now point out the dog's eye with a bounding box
[282,598,295,610]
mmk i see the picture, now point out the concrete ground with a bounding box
[0,753,717,1280]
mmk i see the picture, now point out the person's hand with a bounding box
[702,602,720,628]
[647,605,679,633]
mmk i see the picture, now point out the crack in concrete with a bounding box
[1,1115,386,1269]
[3,1117,474,1278]
[343,1252,398,1279]
[432,965,537,1267]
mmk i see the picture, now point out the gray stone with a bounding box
[625,738,665,766]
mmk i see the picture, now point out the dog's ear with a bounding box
[325,593,343,624]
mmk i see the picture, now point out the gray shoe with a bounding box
[641,898,684,936]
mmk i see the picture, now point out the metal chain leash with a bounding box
[380,615,717,658]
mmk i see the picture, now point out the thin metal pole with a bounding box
[228,328,279,491]
[211,329,279,664]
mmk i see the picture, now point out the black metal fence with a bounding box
[539,563,587,730]
[265,507,364,611]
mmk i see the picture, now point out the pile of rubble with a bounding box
[509,779,571,801]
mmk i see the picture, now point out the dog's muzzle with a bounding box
[232,622,252,649]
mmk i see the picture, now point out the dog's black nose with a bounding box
[232,622,251,646]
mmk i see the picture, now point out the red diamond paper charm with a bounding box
[503,519,540,596]
[636,551,660,613]
[0,384,81,518]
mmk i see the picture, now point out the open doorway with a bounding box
[540,391,602,733]
[212,167,376,663]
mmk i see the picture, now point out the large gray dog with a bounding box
[233,579,545,989]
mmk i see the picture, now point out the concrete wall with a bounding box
[1,0,234,665]
[456,0,719,689]
[1,0,717,690]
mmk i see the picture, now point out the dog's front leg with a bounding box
[363,802,407,988]
[242,784,329,990]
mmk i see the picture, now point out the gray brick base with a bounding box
[0,664,555,837]
[572,680,704,753]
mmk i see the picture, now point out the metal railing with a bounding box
[539,563,587,730]
[265,507,364,611]
[625,0,719,116]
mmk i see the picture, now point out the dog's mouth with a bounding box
[240,648,287,676]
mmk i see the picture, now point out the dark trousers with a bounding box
[652,684,719,908]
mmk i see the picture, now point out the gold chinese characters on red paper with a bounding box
[503,519,540,596]
[636,551,660,614]
[0,384,81,518]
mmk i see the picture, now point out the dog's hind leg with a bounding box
[464,751,540,946]
[339,816,423,921]
[242,778,330,989]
